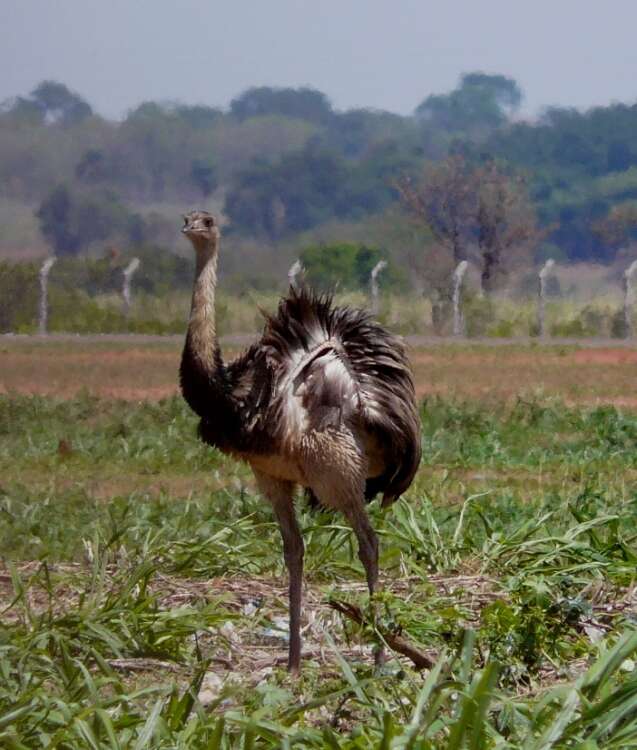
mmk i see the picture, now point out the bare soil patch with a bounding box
[570,348,637,365]
[2,337,637,406]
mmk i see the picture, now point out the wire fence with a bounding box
[2,256,637,340]
[0,255,190,335]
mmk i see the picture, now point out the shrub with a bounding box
[300,242,390,291]
[0,261,38,332]
[464,294,496,337]
[551,304,617,337]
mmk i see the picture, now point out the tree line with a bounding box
[3,75,637,293]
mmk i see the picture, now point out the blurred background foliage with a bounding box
[3,74,637,263]
[4,75,637,333]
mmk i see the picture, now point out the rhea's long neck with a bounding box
[180,231,245,441]
[187,246,221,377]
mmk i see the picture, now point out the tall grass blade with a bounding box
[133,698,164,750]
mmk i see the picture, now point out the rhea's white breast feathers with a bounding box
[275,335,361,444]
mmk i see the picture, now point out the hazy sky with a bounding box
[2,1,637,119]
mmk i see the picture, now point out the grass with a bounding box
[2,390,637,746]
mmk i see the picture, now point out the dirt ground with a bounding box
[2,336,637,405]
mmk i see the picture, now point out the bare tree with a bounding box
[475,164,539,293]
[397,155,476,264]
[398,157,539,299]
[397,156,477,334]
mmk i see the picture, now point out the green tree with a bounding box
[300,242,390,290]
[190,158,218,199]
[75,149,108,184]
[415,72,521,137]
[36,185,147,255]
[321,108,411,158]
[36,185,79,255]
[230,86,333,124]
[225,145,348,237]
[1,96,45,125]
[30,81,93,125]
[174,104,222,129]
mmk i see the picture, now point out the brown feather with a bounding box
[184,285,421,504]
[220,286,422,504]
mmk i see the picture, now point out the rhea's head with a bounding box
[181,210,220,253]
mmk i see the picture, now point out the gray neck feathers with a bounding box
[188,245,219,377]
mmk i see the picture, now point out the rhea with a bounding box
[179,210,421,673]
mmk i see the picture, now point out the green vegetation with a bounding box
[300,242,404,292]
[2,393,637,746]
[6,75,637,341]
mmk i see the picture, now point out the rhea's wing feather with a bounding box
[329,303,422,506]
[260,288,356,436]
[261,287,421,503]
[225,343,274,435]
[191,343,274,452]
[226,344,260,400]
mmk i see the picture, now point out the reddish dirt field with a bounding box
[2,337,637,405]
[570,348,637,365]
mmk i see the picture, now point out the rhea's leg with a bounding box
[275,500,304,674]
[303,431,384,666]
[343,501,379,596]
[254,471,304,674]
[342,498,385,667]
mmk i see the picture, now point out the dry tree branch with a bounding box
[106,658,181,673]
[328,598,435,670]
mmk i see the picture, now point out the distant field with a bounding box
[2,336,637,406]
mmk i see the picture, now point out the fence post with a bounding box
[38,256,57,335]
[122,258,140,316]
[288,260,304,290]
[537,259,555,339]
[623,260,637,338]
[370,260,387,316]
[452,260,468,337]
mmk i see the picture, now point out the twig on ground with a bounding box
[328,599,435,670]
[253,649,321,671]
[107,658,180,673]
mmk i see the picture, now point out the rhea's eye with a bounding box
[183,217,188,226]
[204,218,213,228]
